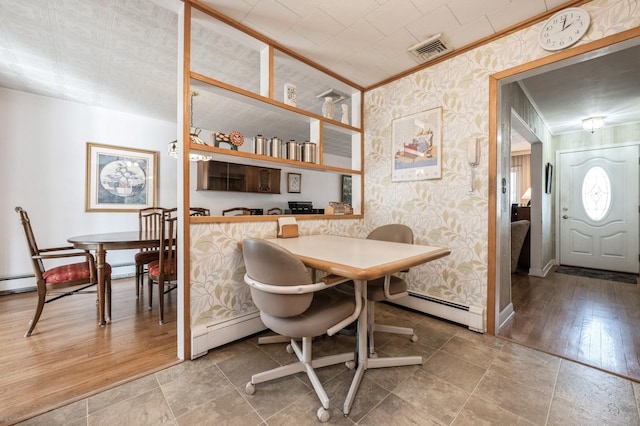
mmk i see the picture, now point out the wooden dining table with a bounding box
[265,234,450,416]
[68,231,164,326]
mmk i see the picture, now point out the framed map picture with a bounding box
[392,107,442,181]
[85,142,158,212]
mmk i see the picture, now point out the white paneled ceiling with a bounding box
[1,0,640,152]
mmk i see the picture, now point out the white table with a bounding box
[266,235,450,415]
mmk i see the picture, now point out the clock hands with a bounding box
[559,16,576,32]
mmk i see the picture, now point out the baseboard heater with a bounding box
[391,292,485,333]
[191,311,265,359]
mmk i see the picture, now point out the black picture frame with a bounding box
[341,175,352,205]
[287,172,301,193]
[545,163,553,194]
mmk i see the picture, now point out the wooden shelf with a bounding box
[190,143,361,175]
[184,4,364,221]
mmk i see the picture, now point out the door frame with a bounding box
[488,28,640,334]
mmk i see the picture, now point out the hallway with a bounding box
[499,267,640,381]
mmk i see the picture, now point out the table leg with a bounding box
[344,280,368,416]
[342,278,422,416]
[96,244,107,326]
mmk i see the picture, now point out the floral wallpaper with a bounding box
[190,219,366,328]
[189,0,640,332]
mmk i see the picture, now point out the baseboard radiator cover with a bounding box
[191,311,266,359]
[391,292,485,333]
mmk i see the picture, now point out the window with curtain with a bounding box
[511,154,531,205]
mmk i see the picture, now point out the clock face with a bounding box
[288,173,301,193]
[539,7,590,51]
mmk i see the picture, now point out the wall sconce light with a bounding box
[168,91,212,161]
[168,140,178,158]
[582,116,604,133]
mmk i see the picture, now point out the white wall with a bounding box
[0,88,178,291]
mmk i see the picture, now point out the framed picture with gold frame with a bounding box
[85,142,158,212]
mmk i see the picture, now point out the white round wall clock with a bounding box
[539,7,590,51]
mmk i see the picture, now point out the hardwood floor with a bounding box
[499,267,640,382]
[0,277,180,425]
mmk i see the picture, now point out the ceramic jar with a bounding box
[322,97,335,119]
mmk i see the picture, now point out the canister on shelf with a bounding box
[302,141,317,163]
[286,140,299,161]
[269,137,283,158]
[253,135,267,155]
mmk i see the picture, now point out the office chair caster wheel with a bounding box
[345,360,355,369]
[244,382,255,395]
[317,407,330,422]
[410,334,418,342]
[286,344,293,354]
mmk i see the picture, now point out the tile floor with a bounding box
[19,304,640,425]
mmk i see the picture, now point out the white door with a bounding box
[559,145,639,273]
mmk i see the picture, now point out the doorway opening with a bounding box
[490,29,640,380]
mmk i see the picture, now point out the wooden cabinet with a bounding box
[197,160,280,194]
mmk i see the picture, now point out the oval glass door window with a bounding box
[581,166,611,221]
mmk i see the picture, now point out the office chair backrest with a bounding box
[367,224,413,244]
[242,238,313,318]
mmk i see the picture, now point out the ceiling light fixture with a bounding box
[168,91,212,161]
[582,116,605,133]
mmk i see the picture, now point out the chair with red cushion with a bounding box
[15,206,112,337]
[147,215,177,324]
[134,207,175,299]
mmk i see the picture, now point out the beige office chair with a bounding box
[242,238,361,423]
[341,224,416,357]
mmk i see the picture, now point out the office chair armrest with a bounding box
[327,282,363,336]
[383,275,409,300]
[244,273,332,295]
[320,274,351,286]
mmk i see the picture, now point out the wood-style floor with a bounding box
[0,277,179,425]
[499,267,640,382]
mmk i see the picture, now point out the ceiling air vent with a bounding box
[408,34,452,64]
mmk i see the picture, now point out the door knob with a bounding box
[562,215,569,219]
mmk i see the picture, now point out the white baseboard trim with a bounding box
[391,292,485,333]
[498,302,515,331]
[191,311,266,359]
[529,260,555,277]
